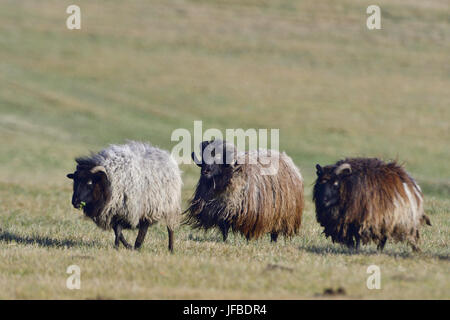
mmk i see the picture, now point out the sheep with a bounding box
[313,158,431,252]
[66,141,182,252]
[185,139,304,242]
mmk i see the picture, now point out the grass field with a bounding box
[0,0,449,299]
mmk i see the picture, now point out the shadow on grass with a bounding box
[300,244,370,255]
[0,229,100,249]
[300,244,450,261]
[187,232,253,245]
[434,253,450,261]
[187,233,224,243]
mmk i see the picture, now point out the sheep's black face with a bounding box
[67,168,110,216]
[315,175,341,208]
[67,171,96,209]
[314,163,351,209]
[191,140,236,191]
[200,163,224,180]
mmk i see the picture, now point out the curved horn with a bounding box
[90,166,107,175]
[335,163,351,175]
[191,152,202,167]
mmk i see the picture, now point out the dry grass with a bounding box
[0,0,448,299]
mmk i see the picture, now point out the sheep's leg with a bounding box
[113,223,124,249]
[355,239,360,250]
[351,237,360,251]
[407,230,421,252]
[113,224,121,249]
[120,234,132,249]
[409,240,421,253]
[220,223,230,242]
[270,232,278,242]
[120,234,133,249]
[167,227,174,253]
[134,221,150,250]
[113,223,132,249]
[377,237,387,251]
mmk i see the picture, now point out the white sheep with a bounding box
[67,141,182,251]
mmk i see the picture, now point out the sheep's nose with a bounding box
[72,197,80,208]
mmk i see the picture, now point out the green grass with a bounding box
[0,0,449,299]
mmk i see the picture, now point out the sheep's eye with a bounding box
[87,180,93,186]
[333,181,339,187]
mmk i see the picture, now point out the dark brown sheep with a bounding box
[313,158,431,251]
[185,139,304,242]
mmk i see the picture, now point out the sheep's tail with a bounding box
[422,214,432,226]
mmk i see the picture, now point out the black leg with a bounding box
[409,241,421,253]
[410,231,421,252]
[270,232,278,242]
[377,237,387,251]
[120,233,132,249]
[350,237,361,251]
[356,237,361,250]
[134,220,150,250]
[220,223,230,242]
[113,223,132,249]
[113,223,121,249]
[167,227,174,253]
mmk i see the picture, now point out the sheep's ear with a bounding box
[67,173,74,179]
[335,163,352,176]
[191,152,202,167]
[315,164,323,177]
